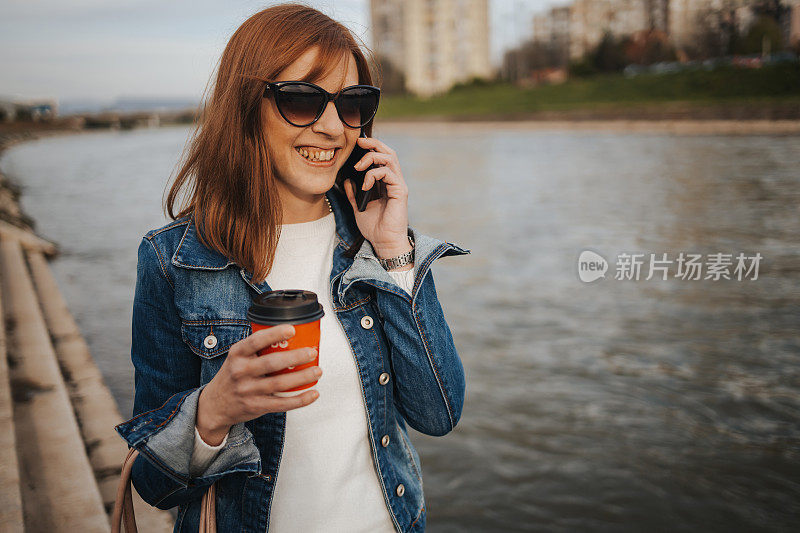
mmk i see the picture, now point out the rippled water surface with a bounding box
[2,124,799,532]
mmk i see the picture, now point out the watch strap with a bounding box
[378,232,415,271]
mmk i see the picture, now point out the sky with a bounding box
[0,0,563,103]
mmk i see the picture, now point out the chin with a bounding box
[300,176,337,196]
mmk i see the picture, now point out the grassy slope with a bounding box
[376,63,800,120]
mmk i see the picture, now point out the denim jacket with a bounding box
[114,184,470,532]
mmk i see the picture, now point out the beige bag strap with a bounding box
[112,447,217,533]
[199,482,217,533]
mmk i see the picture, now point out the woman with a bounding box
[115,4,469,532]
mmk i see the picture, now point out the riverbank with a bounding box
[0,125,81,233]
[376,118,800,135]
[378,100,800,124]
[376,63,800,122]
[0,129,173,531]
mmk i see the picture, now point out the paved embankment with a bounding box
[0,132,173,532]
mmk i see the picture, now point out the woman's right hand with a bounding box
[196,324,321,445]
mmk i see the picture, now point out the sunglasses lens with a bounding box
[338,87,379,127]
[276,84,325,126]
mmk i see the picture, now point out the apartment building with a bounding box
[531,0,795,61]
[783,0,800,47]
[369,0,491,97]
[668,0,713,50]
[569,0,651,59]
[533,0,658,61]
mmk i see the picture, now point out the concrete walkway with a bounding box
[0,227,173,531]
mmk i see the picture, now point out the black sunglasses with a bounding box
[263,80,380,128]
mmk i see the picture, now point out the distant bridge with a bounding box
[0,99,58,122]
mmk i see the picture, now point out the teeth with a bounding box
[297,147,335,162]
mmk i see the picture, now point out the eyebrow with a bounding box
[296,57,353,92]
[292,77,360,93]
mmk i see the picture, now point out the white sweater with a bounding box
[189,211,414,532]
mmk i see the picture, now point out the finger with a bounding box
[250,346,317,375]
[356,136,397,157]
[264,388,319,412]
[355,151,395,172]
[257,366,322,395]
[363,167,408,199]
[232,325,295,358]
[362,167,385,191]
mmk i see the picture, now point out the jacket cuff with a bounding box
[190,425,229,477]
[115,384,260,484]
[338,226,469,302]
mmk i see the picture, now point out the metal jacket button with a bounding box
[379,372,390,385]
[203,334,218,349]
[381,435,390,447]
[396,484,405,497]
[360,315,374,329]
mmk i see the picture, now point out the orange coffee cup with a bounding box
[247,289,324,397]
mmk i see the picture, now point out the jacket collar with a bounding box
[172,221,232,270]
[172,185,359,280]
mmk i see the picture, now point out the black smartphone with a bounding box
[337,130,387,211]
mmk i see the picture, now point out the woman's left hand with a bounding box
[343,136,411,259]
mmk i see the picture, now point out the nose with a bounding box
[311,100,345,136]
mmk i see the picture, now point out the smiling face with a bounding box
[261,46,361,215]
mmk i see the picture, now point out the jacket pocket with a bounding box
[180,320,251,359]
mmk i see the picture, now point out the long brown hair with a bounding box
[165,3,378,283]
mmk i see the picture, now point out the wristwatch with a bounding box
[378,231,415,271]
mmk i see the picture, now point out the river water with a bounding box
[2,124,798,532]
